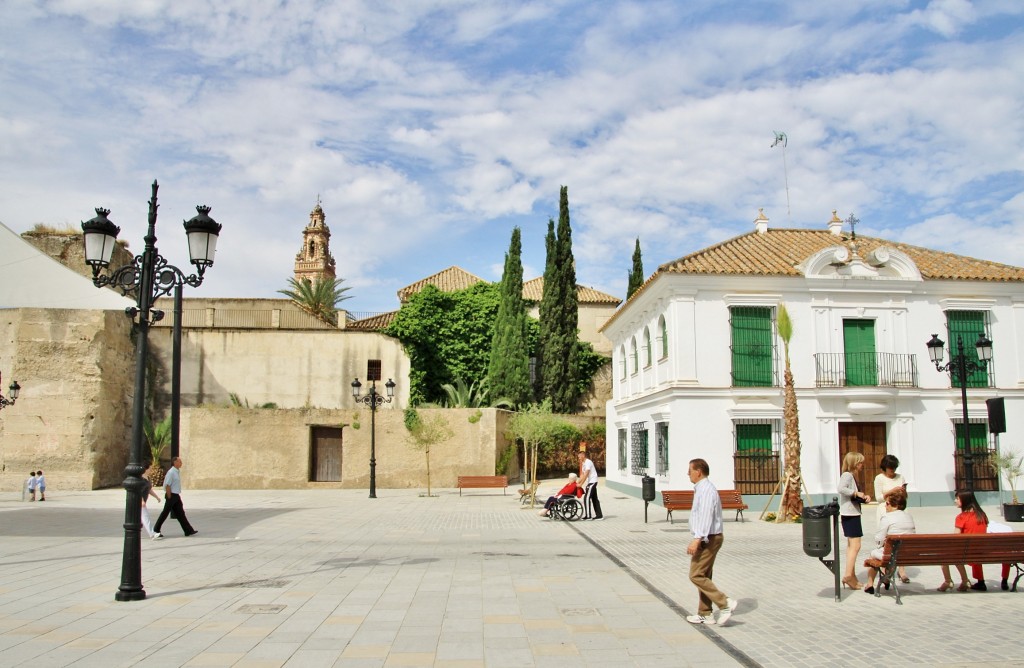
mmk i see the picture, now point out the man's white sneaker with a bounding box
[717,598,738,626]
[685,614,715,625]
[152,533,163,540]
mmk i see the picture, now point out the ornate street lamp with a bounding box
[0,372,20,410]
[351,360,395,499]
[82,180,221,601]
[927,332,993,492]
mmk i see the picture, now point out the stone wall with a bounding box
[147,326,410,413]
[179,406,516,490]
[0,308,133,491]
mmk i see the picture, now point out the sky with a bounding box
[2,0,1023,315]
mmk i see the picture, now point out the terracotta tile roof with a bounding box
[522,277,621,304]
[659,228,1024,281]
[396,266,487,303]
[347,310,397,331]
[602,227,1024,333]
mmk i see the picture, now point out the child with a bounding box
[36,470,46,501]
[24,471,35,501]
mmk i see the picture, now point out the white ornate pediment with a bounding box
[799,245,922,281]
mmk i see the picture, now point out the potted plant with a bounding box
[993,448,1024,522]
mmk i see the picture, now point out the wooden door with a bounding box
[838,422,887,494]
[311,427,343,482]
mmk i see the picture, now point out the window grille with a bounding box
[732,419,781,494]
[953,418,997,491]
[630,422,648,475]
[655,422,669,475]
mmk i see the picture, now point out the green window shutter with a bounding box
[954,422,988,452]
[945,311,989,388]
[731,307,773,386]
[843,319,877,386]
[617,428,628,470]
[737,423,772,452]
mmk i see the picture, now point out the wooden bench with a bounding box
[457,475,508,496]
[660,489,749,523]
[863,532,1024,604]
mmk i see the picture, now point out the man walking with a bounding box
[153,457,197,538]
[685,458,737,626]
[577,447,603,520]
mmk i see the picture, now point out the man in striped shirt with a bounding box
[685,458,738,626]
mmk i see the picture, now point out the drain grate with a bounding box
[237,604,286,614]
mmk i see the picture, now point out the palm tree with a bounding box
[144,415,172,486]
[777,303,805,521]
[278,277,352,325]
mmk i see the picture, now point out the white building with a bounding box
[603,211,1024,509]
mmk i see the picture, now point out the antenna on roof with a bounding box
[771,131,791,221]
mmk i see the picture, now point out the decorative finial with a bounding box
[846,213,859,240]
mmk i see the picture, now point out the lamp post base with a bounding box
[115,589,146,602]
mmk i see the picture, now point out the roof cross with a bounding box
[846,213,859,240]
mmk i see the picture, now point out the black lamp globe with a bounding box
[81,208,121,270]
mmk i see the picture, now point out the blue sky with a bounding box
[2,0,1023,313]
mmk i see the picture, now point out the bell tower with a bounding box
[294,198,336,284]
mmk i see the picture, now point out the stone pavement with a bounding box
[1,482,1022,668]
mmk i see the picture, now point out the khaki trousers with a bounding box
[689,533,728,615]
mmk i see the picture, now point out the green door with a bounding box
[731,307,773,386]
[843,319,876,386]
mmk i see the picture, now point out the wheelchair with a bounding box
[549,494,585,521]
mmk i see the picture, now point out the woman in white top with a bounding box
[873,454,909,582]
[863,487,916,594]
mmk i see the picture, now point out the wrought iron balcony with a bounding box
[814,352,919,388]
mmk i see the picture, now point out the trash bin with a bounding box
[641,475,656,503]
[802,502,838,557]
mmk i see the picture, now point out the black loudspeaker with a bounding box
[986,397,1006,434]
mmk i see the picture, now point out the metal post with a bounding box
[115,182,161,602]
[832,504,841,601]
[369,381,377,499]
[171,283,183,459]
[956,336,974,492]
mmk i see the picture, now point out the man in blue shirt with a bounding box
[685,458,737,626]
[153,457,198,538]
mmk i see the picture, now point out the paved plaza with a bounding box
[1,482,1022,667]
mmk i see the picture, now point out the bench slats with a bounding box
[660,490,748,523]
[864,533,1024,604]
[457,475,508,496]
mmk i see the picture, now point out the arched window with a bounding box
[619,345,627,380]
[659,315,669,359]
[643,327,652,367]
[630,337,639,374]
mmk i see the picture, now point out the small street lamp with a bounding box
[82,180,221,602]
[351,361,395,499]
[927,332,993,492]
[0,372,20,410]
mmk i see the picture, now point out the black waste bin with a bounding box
[641,475,656,503]
[802,503,838,557]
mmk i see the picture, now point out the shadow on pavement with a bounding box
[0,506,300,538]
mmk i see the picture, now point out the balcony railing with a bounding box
[814,352,919,388]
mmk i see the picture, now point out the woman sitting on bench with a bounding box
[938,490,989,592]
[863,487,915,594]
[538,473,583,517]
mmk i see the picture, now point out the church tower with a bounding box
[293,199,336,284]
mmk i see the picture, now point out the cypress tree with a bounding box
[488,227,533,407]
[626,237,644,299]
[535,218,557,399]
[540,186,580,413]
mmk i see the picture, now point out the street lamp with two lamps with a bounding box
[82,180,222,601]
[926,332,993,492]
[351,360,395,499]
